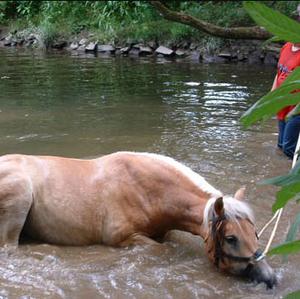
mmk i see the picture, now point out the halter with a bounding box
[209,214,265,267]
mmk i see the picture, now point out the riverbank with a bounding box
[0,26,280,65]
[1,1,294,65]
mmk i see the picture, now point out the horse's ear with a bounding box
[214,197,224,217]
[234,187,246,201]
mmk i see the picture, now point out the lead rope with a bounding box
[259,132,300,255]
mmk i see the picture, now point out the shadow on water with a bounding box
[0,48,298,298]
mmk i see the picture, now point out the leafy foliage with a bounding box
[0,1,298,43]
[244,1,300,42]
[242,0,300,262]
[268,240,300,255]
[284,290,300,299]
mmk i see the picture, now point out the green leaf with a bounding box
[284,290,300,299]
[282,213,300,262]
[243,1,300,43]
[272,184,300,212]
[262,173,300,187]
[268,240,300,255]
[262,160,300,186]
[241,67,300,127]
[286,213,300,243]
[281,67,300,85]
[262,35,283,47]
[241,88,300,128]
[286,104,300,120]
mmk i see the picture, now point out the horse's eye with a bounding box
[225,235,238,245]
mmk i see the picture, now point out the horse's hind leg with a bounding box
[0,176,33,248]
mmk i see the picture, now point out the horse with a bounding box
[0,151,276,288]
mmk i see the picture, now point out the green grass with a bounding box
[0,1,298,46]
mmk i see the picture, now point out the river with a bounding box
[0,48,298,298]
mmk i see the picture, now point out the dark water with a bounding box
[0,48,298,299]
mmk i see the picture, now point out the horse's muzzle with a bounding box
[245,259,277,289]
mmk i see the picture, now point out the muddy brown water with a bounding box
[0,48,299,299]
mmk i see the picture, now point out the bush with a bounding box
[0,1,298,44]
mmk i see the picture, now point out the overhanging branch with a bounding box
[149,1,271,40]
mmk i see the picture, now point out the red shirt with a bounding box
[276,42,300,120]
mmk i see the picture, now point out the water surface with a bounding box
[0,48,298,298]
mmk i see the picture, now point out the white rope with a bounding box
[263,208,283,255]
[292,132,300,167]
[260,131,300,255]
[258,209,279,238]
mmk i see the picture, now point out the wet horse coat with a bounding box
[0,151,276,287]
[0,152,216,246]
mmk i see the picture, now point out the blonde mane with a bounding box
[203,196,254,231]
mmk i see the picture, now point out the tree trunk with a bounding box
[149,1,271,40]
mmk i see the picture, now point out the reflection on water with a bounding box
[0,48,298,299]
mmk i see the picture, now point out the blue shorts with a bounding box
[278,115,300,159]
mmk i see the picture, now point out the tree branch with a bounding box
[149,1,272,40]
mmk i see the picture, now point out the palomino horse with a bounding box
[0,151,276,287]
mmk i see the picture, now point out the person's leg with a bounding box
[278,120,286,149]
[282,115,300,159]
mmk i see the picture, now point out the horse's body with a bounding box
[0,151,276,287]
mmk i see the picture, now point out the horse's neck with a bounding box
[175,193,211,239]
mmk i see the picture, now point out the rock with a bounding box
[139,46,152,55]
[237,52,246,61]
[17,38,24,45]
[248,50,264,64]
[203,53,227,63]
[190,43,198,50]
[27,33,37,41]
[147,41,157,49]
[155,46,174,56]
[79,38,88,46]
[3,34,12,46]
[70,41,79,50]
[128,48,140,56]
[182,41,190,49]
[120,46,130,54]
[126,38,139,46]
[32,39,39,46]
[175,49,186,57]
[77,45,86,52]
[132,43,142,49]
[189,50,201,62]
[97,44,115,53]
[264,52,278,65]
[25,40,34,47]
[85,42,97,51]
[218,52,232,59]
[4,39,11,46]
[52,40,67,49]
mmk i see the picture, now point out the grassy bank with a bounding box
[0,1,298,48]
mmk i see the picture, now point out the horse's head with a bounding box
[203,188,277,289]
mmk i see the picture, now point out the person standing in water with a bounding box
[272,41,300,158]
[272,6,300,159]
